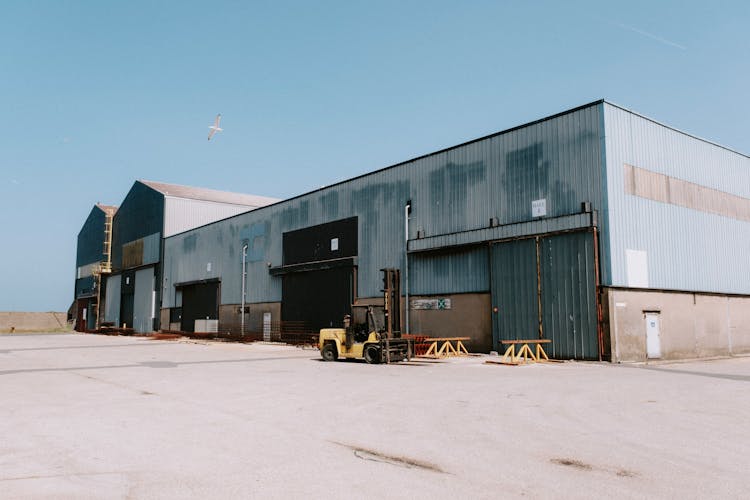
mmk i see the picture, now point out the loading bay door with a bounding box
[180,281,220,333]
[282,267,354,331]
[276,217,358,332]
[491,230,599,360]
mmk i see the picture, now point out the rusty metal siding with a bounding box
[162,102,605,308]
[603,103,750,294]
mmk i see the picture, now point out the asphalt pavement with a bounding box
[1,333,748,499]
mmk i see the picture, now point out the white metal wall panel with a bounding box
[603,103,750,294]
[164,197,258,237]
[104,274,120,325]
[133,267,155,333]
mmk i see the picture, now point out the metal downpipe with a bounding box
[404,202,411,335]
[241,243,248,336]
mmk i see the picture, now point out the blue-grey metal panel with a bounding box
[541,231,598,360]
[603,103,750,294]
[112,181,164,271]
[490,239,539,350]
[75,276,96,298]
[162,103,605,309]
[76,205,107,267]
[408,213,594,252]
[104,274,121,326]
[142,232,161,266]
[133,267,154,333]
[410,246,488,295]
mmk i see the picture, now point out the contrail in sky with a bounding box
[616,23,687,50]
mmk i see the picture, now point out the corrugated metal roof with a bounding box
[139,180,279,208]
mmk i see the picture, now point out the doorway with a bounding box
[645,312,661,359]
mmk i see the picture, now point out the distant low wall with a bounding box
[0,312,69,332]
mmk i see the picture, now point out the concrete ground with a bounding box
[1,333,749,499]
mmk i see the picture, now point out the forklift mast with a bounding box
[381,268,401,339]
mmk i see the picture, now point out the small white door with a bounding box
[263,313,272,341]
[645,313,661,359]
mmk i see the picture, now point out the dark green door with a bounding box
[540,231,598,360]
[490,231,599,360]
[490,238,539,351]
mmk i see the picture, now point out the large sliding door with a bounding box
[490,230,599,360]
[282,266,354,331]
[491,238,539,345]
[540,231,598,360]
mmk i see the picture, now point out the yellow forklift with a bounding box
[319,269,412,364]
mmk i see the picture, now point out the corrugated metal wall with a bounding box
[163,197,258,238]
[133,267,154,333]
[490,231,599,360]
[491,239,539,343]
[162,103,605,308]
[142,232,160,266]
[410,247,489,295]
[74,276,96,298]
[104,275,120,325]
[111,182,164,271]
[603,103,750,294]
[540,231,598,360]
[76,205,107,268]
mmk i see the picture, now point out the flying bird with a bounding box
[207,114,223,141]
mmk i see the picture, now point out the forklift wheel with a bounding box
[321,343,338,362]
[364,345,381,364]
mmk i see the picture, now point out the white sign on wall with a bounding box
[330,238,339,251]
[532,198,547,217]
[411,298,452,310]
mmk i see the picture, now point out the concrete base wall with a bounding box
[606,288,750,362]
[159,309,170,331]
[219,302,281,335]
[0,312,69,332]
[407,293,492,353]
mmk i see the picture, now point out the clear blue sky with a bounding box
[1,1,748,311]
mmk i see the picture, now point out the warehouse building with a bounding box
[105,100,748,362]
[98,180,278,333]
[73,203,117,331]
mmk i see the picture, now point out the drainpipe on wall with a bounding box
[404,201,411,334]
[241,243,248,336]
